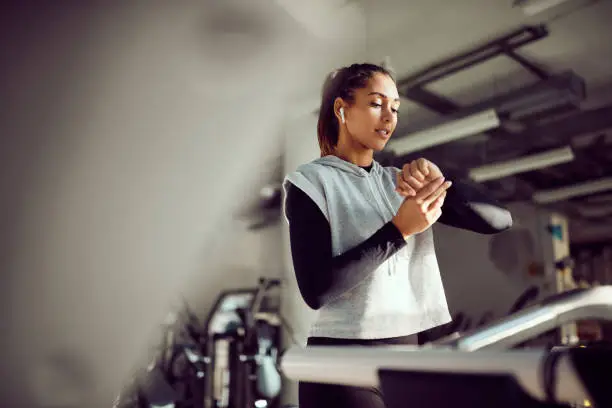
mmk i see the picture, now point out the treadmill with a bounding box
[280,286,612,408]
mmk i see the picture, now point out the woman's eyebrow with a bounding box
[368,91,400,102]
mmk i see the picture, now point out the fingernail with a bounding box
[446,181,453,187]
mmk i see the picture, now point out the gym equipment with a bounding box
[202,277,283,408]
[113,302,208,408]
[163,301,209,407]
[421,284,541,343]
[433,286,612,350]
[113,277,285,408]
[280,286,612,407]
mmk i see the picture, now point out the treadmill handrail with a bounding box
[433,286,612,351]
[280,346,591,404]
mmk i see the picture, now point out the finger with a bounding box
[409,160,426,182]
[428,191,446,212]
[417,158,430,177]
[396,172,416,196]
[404,173,424,190]
[431,207,443,223]
[421,186,445,208]
[401,164,423,190]
[414,177,445,202]
[395,185,414,197]
[421,181,452,207]
[398,187,416,197]
[395,188,413,198]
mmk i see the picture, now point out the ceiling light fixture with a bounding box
[515,0,599,17]
[469,146,575,183]
[389,109,500,155]
[533,176,612,204]
[515,0,573,16]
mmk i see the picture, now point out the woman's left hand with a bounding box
[396,158,444,197]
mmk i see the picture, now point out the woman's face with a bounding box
[341,72,400,152]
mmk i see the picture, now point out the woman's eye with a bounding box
[371,102,382,108]
[391,108,399,113]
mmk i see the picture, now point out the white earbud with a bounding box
[339,107,345,123]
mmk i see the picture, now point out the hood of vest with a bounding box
[312,155,382,177]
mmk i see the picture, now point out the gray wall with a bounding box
[435,202,558,326]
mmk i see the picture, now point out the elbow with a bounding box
[481,208,513,234]
[304,297,324,311]
[295,273,330,310]
[492,208,513,233]
[468,203,513,234]
[297,282,325,310]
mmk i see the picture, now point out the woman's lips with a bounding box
[376,129,391,138]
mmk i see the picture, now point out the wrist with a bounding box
[391,217,412,239]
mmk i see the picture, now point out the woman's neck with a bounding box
[334,135,374,167]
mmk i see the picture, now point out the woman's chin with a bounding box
[371,140,390,151]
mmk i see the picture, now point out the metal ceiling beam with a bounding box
[536,105,612,141]
[402,48,552,117]
[401,87,459,115]
[488,105,612,195]
[396,26,550,122]
[466,71,585,120]
[504,49,549,80]
[396,25,549,90]
[386,104,612,196]
[491,104,612,154]
[395,71,586,136]
[392,25,573,166]
[387,25,594,200]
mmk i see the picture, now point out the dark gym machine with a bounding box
[202,277,283,408]
[114,277,285,408]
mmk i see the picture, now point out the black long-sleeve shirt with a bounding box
[285,167,512,310]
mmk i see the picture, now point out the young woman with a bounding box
[283,63,512,408]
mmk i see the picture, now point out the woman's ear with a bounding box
[334,98,346,124]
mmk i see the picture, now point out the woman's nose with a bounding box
[382,109,393,122]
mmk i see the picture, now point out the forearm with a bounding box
[286,184,406,310]
[323,222,406,305]
[439,176,512,234]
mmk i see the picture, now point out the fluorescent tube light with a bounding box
[389,109,500,155]
[533,177,612,204]
[517,0,598,17]
[469,146,575,183]
[516,0,573,16]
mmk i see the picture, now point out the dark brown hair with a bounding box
[317,63,393,157]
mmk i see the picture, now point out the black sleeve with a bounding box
[438,174,513,234]
[285,183,407,310]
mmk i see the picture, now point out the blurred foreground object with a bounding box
[0,1,336,407]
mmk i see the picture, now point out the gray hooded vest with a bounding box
[283,155,451,339]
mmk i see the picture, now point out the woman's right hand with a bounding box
[392,177,452,238]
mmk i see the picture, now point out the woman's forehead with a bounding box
[359,73,399,100]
